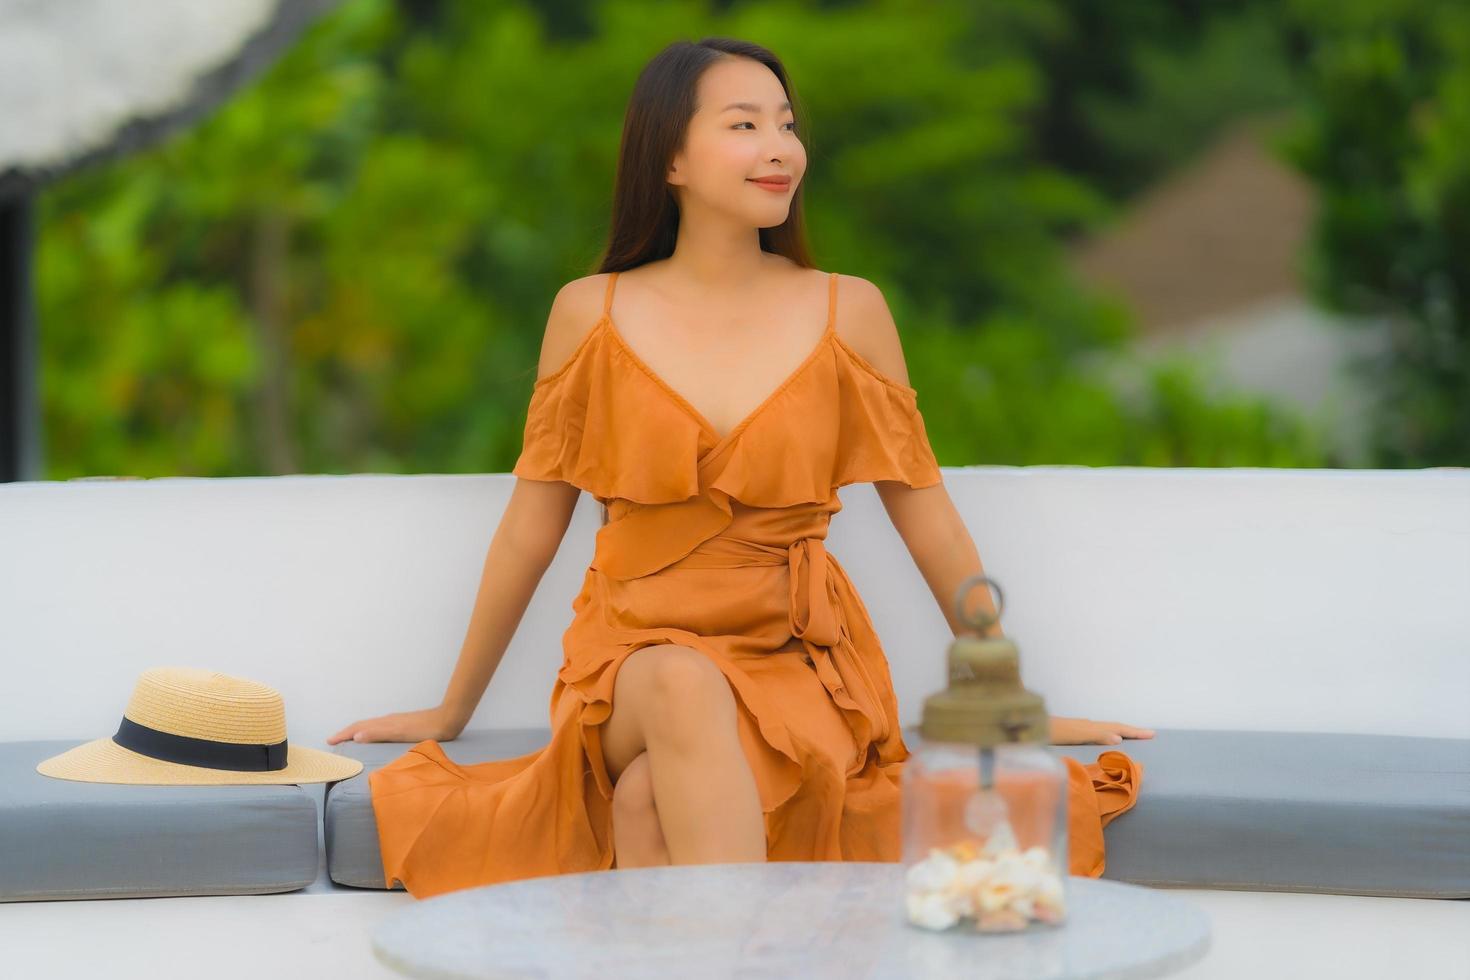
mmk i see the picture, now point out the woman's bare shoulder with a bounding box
[534,273,612,384]
[831,274,916,390]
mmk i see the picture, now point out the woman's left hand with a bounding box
[1048,715,1155,746]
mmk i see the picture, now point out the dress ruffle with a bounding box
[512,322,943,509]
[511,325,704,505]
[829,334,943,491]
[1065,750,1145,877]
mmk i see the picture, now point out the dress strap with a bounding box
[827,271,838,330]
[603,271,619,317]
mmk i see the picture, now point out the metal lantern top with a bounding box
[918,574,1049,748]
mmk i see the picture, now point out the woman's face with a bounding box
[667,57,805,228]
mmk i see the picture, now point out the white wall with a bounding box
[2,467,1466,747]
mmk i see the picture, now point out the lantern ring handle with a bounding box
[953,574,1004,633]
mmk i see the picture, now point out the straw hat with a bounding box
[36,667,363,785]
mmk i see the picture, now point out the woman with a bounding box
[330,37,1151,898]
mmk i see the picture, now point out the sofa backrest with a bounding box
[2,467,1465,745]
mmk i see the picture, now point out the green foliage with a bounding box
[912,315,1323,468]
[36,0,1339,478]
[1077,7,1299,183]
[1276,0,1470,465]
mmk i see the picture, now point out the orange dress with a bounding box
[368,270,1141,898]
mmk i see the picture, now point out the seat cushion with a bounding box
[325,728,551,889]
[327,727,1470,899]
[0,740,320,902]
[1052,728,1470,898]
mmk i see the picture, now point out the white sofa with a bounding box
[2,467,1467,977]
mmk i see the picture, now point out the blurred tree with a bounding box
[991,0,1298,202]
[35,0,1327,479]
[1277,0,1470,466]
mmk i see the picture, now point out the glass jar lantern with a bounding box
[901,574,1070,934]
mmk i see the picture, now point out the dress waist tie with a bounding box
[669,534,843,649]
[786,536,842,648]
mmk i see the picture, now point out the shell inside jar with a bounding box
[904,839,1067,932]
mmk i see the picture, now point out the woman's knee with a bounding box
[632,646,738,737]
[614,643,740,743]
[605,644,727,778]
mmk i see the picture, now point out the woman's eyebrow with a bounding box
[720,100,793,113]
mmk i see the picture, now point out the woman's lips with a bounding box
[748,177,791,192]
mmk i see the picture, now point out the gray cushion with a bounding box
[1051,729,1470,898]
[331,728,1470,899]
[326,728,550,889]
[0,740,320,902]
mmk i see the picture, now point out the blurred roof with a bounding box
[1067,114,1316,338]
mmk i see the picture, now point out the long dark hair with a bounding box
[596,37,817,274]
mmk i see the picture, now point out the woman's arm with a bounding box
[437,477,580,732]
[837,278,1001,634]
[877,476,1154,746]
[876,480,1002,636]
[877,479,1153,745]
[850,279,1153,747]
[330,285,595,745]
[327,478,577,746]
[439,281,605,730]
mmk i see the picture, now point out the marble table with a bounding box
[372,861,1212,979]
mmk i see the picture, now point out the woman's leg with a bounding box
[610,750,671,868]
[600,644,766,864]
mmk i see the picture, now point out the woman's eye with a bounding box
[732,121,799,132]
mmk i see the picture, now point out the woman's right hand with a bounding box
[327,706,464,745]
[1048,715,1155,746]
